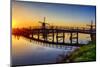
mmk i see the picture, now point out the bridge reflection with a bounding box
[14,35,79,51]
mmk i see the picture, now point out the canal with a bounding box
[12,33,91,66]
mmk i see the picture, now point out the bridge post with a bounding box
[29,26,32,38]
[63,32,65,43]
[38,29,40,40]
[90,33,96,42]
[76,32,78,44]
[70,32,72,44]
[45,29,48,41]
[76,28,79,44]
[56,30,58,43]
[31,33,33,38]
[52,29,54,42]
[90,21,93,42]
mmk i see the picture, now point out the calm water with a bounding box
[12,33,91,66]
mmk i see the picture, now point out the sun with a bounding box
[12,19,16,28]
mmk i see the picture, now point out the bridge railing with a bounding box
[12,25,96,35]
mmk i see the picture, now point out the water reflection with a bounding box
[12,33,90,66]
[30,33,91,44]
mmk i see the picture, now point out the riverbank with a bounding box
[57,41,96,63]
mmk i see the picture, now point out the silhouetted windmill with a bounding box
[38,17,50,29]
[38,17,50,40]
[87,20,95,30]
[87,20,96,42]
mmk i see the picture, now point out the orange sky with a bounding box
[12,1,95,28]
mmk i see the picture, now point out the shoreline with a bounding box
[57,41,96,63]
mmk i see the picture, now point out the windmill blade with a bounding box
[38,21,43,23]
[45,22,50,25]
[38,21,50,25]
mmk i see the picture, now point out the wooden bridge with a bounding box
[12,17,96,46]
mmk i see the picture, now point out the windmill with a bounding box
[87,20,96,42]
[38,17,50,40]
[38,17,50,29]
[87,20,96,30]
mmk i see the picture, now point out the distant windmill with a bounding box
[38,17,50,29]
[38,17,50,40]
[87,20,96,42]
[87,20,96,29]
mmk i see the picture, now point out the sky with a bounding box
[12,1,96,28]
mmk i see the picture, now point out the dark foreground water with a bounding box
[12,34,91,66]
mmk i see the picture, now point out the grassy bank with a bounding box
[57,41,96,63]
